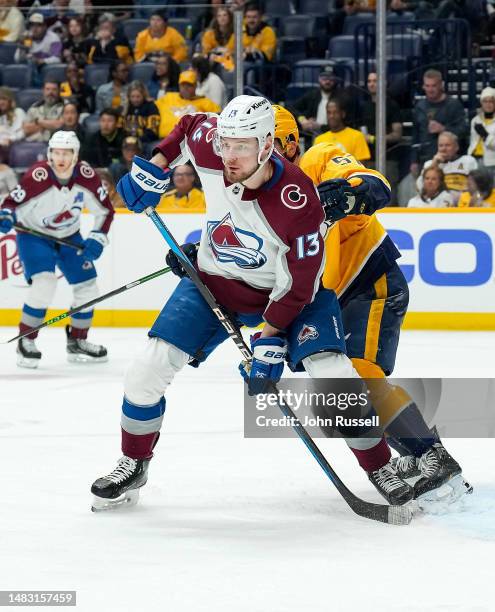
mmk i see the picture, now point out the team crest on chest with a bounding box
[207,212,267,269]
[297,324,319,345]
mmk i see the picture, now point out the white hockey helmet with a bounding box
[48,130,80,168]
[215,95,275,165]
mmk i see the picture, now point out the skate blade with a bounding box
[16,355,40,369]
[414,475,473,515]
[68,353,108,364]
[91,489,140,513]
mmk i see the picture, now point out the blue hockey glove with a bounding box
[317,178,371,223]
[81,231,108,261]
[166,243,198,278]
[0,208,15,234]
[116,156,172,213]
[239,332,287,396]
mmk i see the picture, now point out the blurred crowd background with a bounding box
[1,0,495,210]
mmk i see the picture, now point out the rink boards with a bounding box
[1,208,494,330]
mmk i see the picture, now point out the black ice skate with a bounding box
[91,456,150,512]
[390,454,421,480]
[66,326,108,363]
[16,337,42,369]
[368,461,415,506]
[413,443,473,512]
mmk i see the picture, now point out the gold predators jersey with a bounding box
[299,142,399,302]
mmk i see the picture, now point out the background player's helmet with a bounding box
[215,95,275,165]
[48,130,80,168]
[273,104,299,150]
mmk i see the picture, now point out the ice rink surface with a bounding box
[1,327,494,612]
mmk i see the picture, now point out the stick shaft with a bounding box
[6,266,171,344]
[14,224,82,251]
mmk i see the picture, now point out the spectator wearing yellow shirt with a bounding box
[156,70,221,138]
[134,10,188,63]
[314,98,371,162]
[201,7,235,72]
[157,163,206,213]
[458,169,495,208]
[243,3,277,62]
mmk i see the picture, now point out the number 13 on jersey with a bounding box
[296,232,320,259]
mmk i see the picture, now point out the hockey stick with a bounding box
[4,266,172,344]
[14,224,83,254]
[145,207,412,526]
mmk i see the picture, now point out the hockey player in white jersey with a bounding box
[0,130,114,367]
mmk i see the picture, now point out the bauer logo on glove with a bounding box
[117,156,172,214]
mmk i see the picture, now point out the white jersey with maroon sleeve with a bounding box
[1,161,114,240]
[155,113,326,330]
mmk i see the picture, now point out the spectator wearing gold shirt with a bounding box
[242,3,277,62]
[458,169,495,208]
[134,10,188,63]
[157,163,206,213]
[201,6,235,72]
[156,70,220,138]
[314,98,371,162]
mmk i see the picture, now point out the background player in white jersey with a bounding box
[0,131,114,367]
[90,95,416,512]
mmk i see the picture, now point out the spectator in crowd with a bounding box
[192,54,227,108]
[242,3,276,62]
[407,166,454,207]
[0,162,17,201]
[157,163,206,213]
[359,71,402,198]
[411,69,468,171]
[314,98,371,162]
[95,62,130,113]
[23,80,64,143]
[457,168,495,207]
[60,101,85,141]
[60,63,95,114]
[468,87,495,172]
[109,136,141,184]
[62,17,89,66]
[0,0,24,42]
[121,81,160,143]
[389,0,436,18]
[80,108,125,168]
[95,168,125,209]
[156,70,221,138]
[146,53,180,100]
[292,66,351,138]
[0,87,27,163]
[41,0,78,33]
[87,14,133,64]
[134,10,188,63]
[193,0,224,35]
[417,131,477,204]
[17,13,63,86]
[201,6,235,72]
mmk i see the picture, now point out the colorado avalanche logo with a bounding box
[42,194,83,230]
[32,167,48,182]
[281,184,307,210]
[207,213,267,269]
[297,324,319,346]
[80,163,95,179]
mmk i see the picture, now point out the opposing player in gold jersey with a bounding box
[273,105,471,510]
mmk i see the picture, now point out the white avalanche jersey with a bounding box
[1,161,114,239]
[155,112,326,330]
